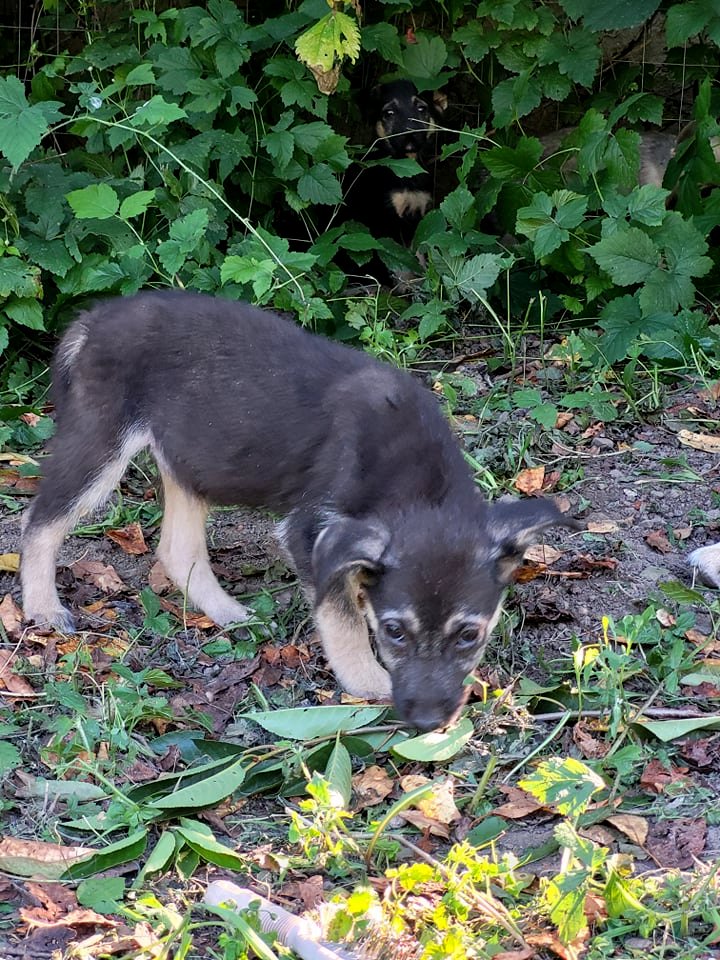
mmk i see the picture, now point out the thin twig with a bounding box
[532,706,713,722]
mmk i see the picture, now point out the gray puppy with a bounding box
[21,291,577,730]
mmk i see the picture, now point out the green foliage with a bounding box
[0,0,718,398]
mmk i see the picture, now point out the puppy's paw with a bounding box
[343,662,393,702]
[688,543,720,588]
[25,605,77,634]
[202,598,251,628]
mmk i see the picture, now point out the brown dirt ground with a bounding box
[1,372,720,956]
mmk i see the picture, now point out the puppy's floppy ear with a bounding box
[488,497,582,583]
[432,89,448,114]
[312,517,390,604]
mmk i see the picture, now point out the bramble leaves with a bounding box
[0,76,62,167]
[66,184,120,220]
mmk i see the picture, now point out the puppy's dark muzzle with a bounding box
[391,667,471,732]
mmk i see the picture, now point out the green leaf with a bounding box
[466,816,508,848]
[361,23,402,64]
[560,0,661,31]
[659,580,707,605]
[4,298,44,330]
[66,183,120,220]
[544,867,591,943]
[119,189,156,219]
[156,208,210,273]
[633,715,720,742]
[446,253,509,303]
[325,741,352,808]
[246,705,385,740]
[263,129,295,170]
[666,1,712,46]
[519,757,605,818]
[125,63,155,86]
[0,741,22,774]
[392,716,474,762]
[148,757,246,811]
[440,186,475,230]
[401,35,448,82]
[64,829,148,880]
[0,76,62,167]
[536,28,600,86]
[77,876,125,914]
[297,163,342,204]
[596,296,673,364]
[624,184,670,225]
[204,903,281,960]
[0,258,40,298]
[129,94,186,128]
[135,830,177,885]
[492,70,542,127]
[175,823,246,869]
[295,10,360,71]
[588,226,658,284]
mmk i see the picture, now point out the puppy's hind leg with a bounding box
[314,594,392,701]
[155,469,250,626]
[689,542,720,588]
[22,428,151,631]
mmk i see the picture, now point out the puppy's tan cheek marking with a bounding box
[376,120,386,138]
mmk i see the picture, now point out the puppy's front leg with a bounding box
[313,595,392,701]
[156,469,250,626]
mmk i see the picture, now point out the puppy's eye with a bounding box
[383,108,395,118]
[416,102,428,113]
[456,627,479,651]
[383,620,406,646]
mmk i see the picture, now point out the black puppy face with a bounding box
[371,80,443,159]
[312,500,579,732]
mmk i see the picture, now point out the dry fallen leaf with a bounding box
[0,837,92,879]
[606,814,648,845]
[645,529,673,554]
[655,608,676,627]
[645,817,706,869]
[352,765,394,810]
[524,544,563,565]
[70,560,125,593]
[278,875,325,911]
[514,466,545,495]
[493,785,544,819]
[0,594,24,637]
[106,521,148,555]
[0,553,20,573]
[400,775,461,824]
[148,561,173,594]
[586,521,619,534]
[398,809,451,838]
[639,758,688,794]
[158,598,216,629]
[572,719,609,759]
[555,411,574,429]
[678,428,720,453]
[0,651,36,696]
[494,948,536,960]
[526,928,588,960]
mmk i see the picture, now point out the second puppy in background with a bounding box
[345,79,447,245]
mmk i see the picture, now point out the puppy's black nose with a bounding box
[399,698,458,732]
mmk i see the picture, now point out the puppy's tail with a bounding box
[51,317,90,409]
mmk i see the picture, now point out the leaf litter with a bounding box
[1,384,720,956]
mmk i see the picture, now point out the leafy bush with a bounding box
[0,0,719,406]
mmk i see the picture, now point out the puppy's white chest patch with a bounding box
[390,188,432,219]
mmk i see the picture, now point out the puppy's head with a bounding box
[312,499,579,732]
[370,80,446,159]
